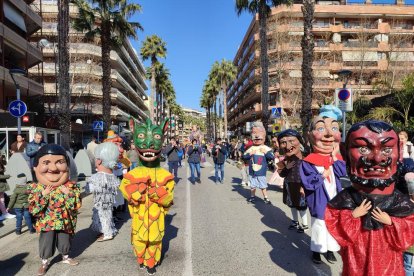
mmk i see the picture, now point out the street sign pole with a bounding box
[16,86,21,134]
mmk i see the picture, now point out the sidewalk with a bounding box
[0,180,88,239]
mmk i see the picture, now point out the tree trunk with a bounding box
[150,59,156,122]
[101,20,112,132]
[222,84,228,140]
[300,0,315,147]
[214,97,218,140]
[160,91,164,124]
[57,0,70,150]
[259,2,270,132]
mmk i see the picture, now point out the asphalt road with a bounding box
[0,159,342,276]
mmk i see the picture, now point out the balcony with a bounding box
[111,51,146,95]
[112,89,148,119]
[9,0,42,35]
[0,66,43,96]
[0,23,43,67]
[343,40,379,48]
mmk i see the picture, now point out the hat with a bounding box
[319,105,343,121]
[33,144,69,167]
[277,129,304,145]
[16,173,27,185]
[107,130,117,139]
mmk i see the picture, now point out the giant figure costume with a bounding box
[119,119,174,274]
[325,120,414,276]
[299,114,346,264]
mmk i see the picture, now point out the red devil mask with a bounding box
[345,120,403,193]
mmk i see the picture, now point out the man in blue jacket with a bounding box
[212,138,227,184]
[26,132,46,169]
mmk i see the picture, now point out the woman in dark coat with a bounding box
[277,129,308,233]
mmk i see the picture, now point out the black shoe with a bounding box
[139,264,145,270]
[263,198,271,204]
[312,252,322,264]
[147,267,156,275]
[326,251,337,264]
[297,225,309,233]
[247,196,255,203]
[30,229,36,234]
[15,230,22,235]
[196,178,201,183]
[288,221,299,230]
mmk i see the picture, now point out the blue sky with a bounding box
[130,0,253,111]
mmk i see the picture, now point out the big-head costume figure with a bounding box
[119,118,174,275]
[300,114,347,264]
[243,122,274,204]
[325,120,414,276]
[28,144,81,276]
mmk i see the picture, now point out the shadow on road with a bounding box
[161,213,178,264]
[231,184,334,276]
[0,252,29,276]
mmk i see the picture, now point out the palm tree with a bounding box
[210,60,237,140]
[147,62,170,124]
[236,0,291,131]
[57,0,70,150]
[201,81,215,141]
[72,0,142,131]
[205,76,219,140]
[300,0,315,144]
[141,35,167,122]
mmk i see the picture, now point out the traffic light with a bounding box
[22,115,29,123]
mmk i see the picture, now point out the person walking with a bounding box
[7,173,35,234]
[86,136,98,157]
[127,144,139,170]
[239,137,252,186]
[163,138,180,181]
[26,131,46,169]
[10,134,27,155]
[187,139,202,184]
[212,138,227,184]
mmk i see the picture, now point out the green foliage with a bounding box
[140,35,167,62]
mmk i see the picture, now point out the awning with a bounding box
[3,1,27,32]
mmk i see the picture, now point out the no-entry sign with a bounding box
[335,88,353,112]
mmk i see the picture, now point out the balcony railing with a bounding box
[343,40,378,48]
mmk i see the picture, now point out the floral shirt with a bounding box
[28,181,81,234]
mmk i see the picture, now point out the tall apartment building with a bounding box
[0,0,43,122]
[227,1,414,134]
[176,107,206,143]
[30,0,148,139]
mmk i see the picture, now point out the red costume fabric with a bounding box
[326,207,414,276]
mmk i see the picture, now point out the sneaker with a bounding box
[326,251,337,264]
[3,213,16,219]
[247,197,255,203]
[263,198,271,204]
[297,225,309,233]
[15,230,22,235]
[97,235,113,242]
[288,221,299,230]
[147,267,156,275]
[312,252,322,264]
[38,262,48,276]
[61,257,79,266]
[196,178,201,183]
[139,264,145,270]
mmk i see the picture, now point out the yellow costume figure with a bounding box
[119,118,174,275]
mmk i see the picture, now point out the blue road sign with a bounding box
[271,107,282,119]
[93,121,104,131]
[8,100,27,118]
[338,89,351,101]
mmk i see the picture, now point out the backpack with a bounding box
[177,148,183,158]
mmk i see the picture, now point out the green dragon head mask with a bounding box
[131,118,169,167]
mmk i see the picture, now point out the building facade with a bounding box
[227,1,414,133]
[0,0,43,121]
[30,0,148,140]
[175,107,206,143]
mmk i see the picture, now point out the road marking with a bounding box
[183,166,193,276]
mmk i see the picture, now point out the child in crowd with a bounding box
[7,173,35,234]
[86,142,120,242]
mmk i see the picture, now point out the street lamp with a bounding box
[337,69,353,142]
[9,68,26,134]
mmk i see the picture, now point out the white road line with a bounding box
[183,165,193,276]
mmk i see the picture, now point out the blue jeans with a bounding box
[404,252,414,276]
[214,163,224,182]
[14,208,34,232]
[189,162,201,181]
[130,162,138,170]
[168,161,179,179]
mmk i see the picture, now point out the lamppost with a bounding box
[9,68,26,134]
[337,69,353,142]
